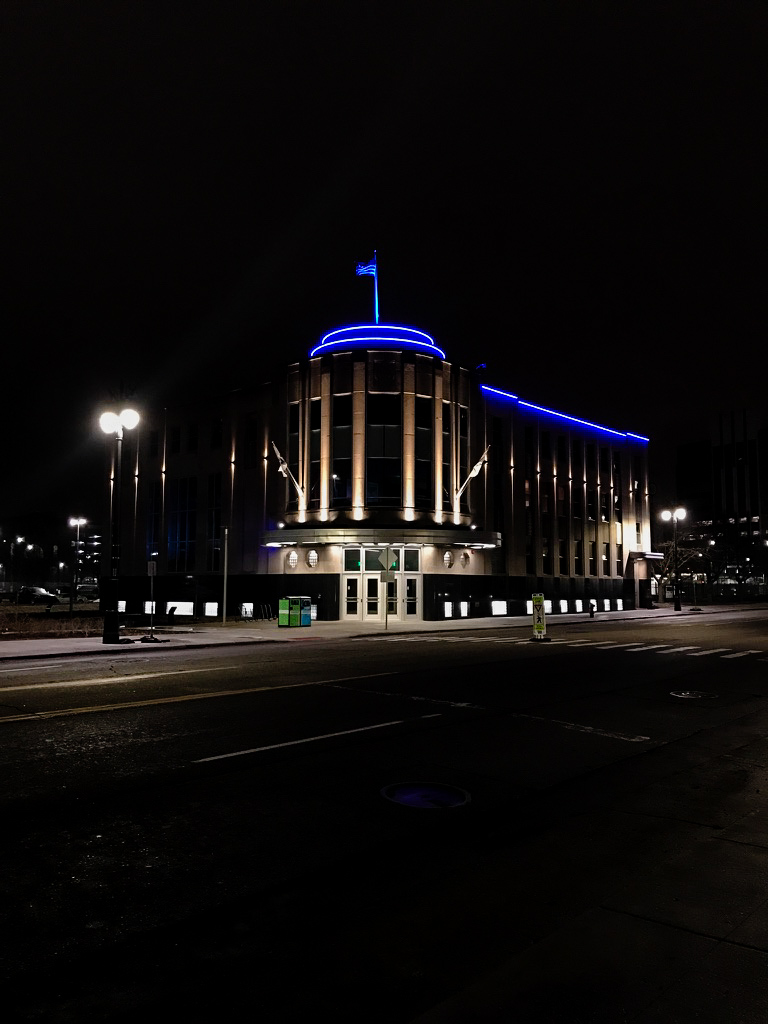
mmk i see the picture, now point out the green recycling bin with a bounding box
[278,596,312,627]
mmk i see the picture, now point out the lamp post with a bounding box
[99,408,139,643]
[661,507,687,611]
[68,517,87,616]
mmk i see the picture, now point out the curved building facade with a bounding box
[114,317,655,622]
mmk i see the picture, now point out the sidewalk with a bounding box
[0,603,764,661]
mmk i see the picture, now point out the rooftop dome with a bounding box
[309,324,446,359]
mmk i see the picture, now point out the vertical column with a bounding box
[352,358,366,519]
[320,365,331,521]
[403,361,415,520]
[434,367,443,523]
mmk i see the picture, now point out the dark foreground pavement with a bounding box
[1,605,767,1022]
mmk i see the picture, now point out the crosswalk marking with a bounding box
[354,636,766,660]
[657,646,701,654]
[594,642,643,649]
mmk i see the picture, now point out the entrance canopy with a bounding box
[262,527,500,549]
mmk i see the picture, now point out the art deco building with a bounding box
[112,320,655,621]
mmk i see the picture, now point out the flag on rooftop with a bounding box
[356,259,376,276]
[355,251,379,323]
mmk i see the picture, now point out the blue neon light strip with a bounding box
[309,324,446,359]
[481,385,649,442]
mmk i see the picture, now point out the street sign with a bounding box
[378,548,396,570]
[147,561,157,576]
[380,571,395,582]
[532,592,547,639]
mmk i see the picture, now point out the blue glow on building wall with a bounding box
[481,385,649,443]
[309,324,446,359]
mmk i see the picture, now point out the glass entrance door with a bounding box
[404,575,419,617]
[343,576,360,620]
[341,547,422,621]
[363,574,380,620]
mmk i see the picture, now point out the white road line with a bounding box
[195,719,405,762]
[0,671,396,724]
[594,643,644,649]
[721,650,764,659]
[514,713,649,743]
[687,648,732,657]
[656,646,701,654]
[0,666,225,694]
[566,641,603,646]
[626,645,671,652]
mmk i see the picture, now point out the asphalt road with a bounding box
[2,611,768,1021]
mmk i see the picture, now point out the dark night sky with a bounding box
[3,2,767,537]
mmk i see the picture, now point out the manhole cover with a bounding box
[381,782,471,809]
[670,690,718,699]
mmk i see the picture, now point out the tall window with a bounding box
[574,538,584,575]
[367,394,401,506]
[459,406,469,512]
[167,477,197,573]
[146,479,162,559]
[542,516,552,574]
[415,396,433,508]
[187,422,198,453]
[309,399,321,509]
[442,402,452,510]
[332,394,352,507]
[287,403,300,511]
[207,472,222,571]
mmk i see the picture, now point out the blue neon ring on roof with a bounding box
[309,324,446,359]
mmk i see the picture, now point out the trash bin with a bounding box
[278,596,311,627]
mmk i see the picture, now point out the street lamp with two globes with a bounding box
[68,516,87,615]
[99,408,139,644]
[661,507,686,611]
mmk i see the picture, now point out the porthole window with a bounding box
[286,550,298,570]
[460,551,470,568]
[443,551,454,568]
[306,549,319,568]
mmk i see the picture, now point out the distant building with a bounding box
[675,410,768,590]
[108,317,654,621]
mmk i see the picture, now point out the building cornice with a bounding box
[262,527,501,549]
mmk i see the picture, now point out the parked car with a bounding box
[76,585,99,602]
[16,587,60,606]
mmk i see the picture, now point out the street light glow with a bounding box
[100,409,140,435]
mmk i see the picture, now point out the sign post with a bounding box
[378,548,395,629]
[531,592,550,642]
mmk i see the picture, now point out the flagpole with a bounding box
[373,250,379,324]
